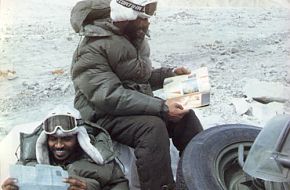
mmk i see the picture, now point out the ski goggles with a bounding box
[43,115,83,135]
[116,0,157,18]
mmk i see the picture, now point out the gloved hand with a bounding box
[64,177,87,190]
[173,67,191,75]
[1,178,18,190]
[165,99,189,122]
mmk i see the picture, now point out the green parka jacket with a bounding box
[70,0,175,122]
[18,121,128,190]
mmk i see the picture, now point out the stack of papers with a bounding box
[9,164,69,190]
[163,67,211,109]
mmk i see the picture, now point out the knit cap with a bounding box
[110,0,157,22]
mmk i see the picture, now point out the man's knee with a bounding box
[141,116,168,139]
[135,116,170,151]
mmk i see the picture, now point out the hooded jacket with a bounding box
[18,121,128,190]
[70,0,175,122]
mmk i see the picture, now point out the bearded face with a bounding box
[124,17,150,42]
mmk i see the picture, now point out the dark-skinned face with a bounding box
[124,17,150,42]
[47,135,78,162]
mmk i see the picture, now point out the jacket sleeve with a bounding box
[67,161,101,190]
[68,174,101,190]
[67,159,129,190]
[71,43,166,117]
[149,67,176,91]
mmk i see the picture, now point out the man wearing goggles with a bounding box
[109,0,158,43]
[1,106,129,190]
[115,0,157,18]
[71,0,203,189]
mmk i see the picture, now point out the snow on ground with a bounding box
[0,0,290,186]
[0,0,290,141]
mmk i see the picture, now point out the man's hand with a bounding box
[1,178,18,190]
[165,100,189,122]
[64,177,87,190]
[173,67,191,75]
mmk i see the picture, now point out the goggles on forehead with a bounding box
[43,115,84,135]
[116,0,157,18]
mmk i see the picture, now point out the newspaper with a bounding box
[9,164,69,190]
[163,67,211,109]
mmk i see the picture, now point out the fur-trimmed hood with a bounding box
[36,126,105,165]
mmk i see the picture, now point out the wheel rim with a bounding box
[214,142,253,190]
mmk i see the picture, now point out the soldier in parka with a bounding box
[70,0,204,189]
[1,106,129,190]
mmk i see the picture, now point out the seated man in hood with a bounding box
[70,0,203,189]
[1,106,129,190]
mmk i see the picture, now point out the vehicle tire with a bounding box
[175,124,261,190]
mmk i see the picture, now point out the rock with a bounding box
[223,84,231,89]
[246,49,255,52]
[248,24,256,28]
[286,72,290,84]
[274,39,281,44]
[215,61,224,69]
[210,56,217,62]
[220,50,227,55]
[231,98,251,115]
[244,79,290,103]
[230,47,239,54]
[22,81,29,87]
[251,101,285,125]
[269,69,277,74]
[27,85,35,90]
[264,72,271,78]
[43,90,49,95]
[52,85,61,91]
[216,85,223,89]
[214,40,222,44]
[280,71,287,78]
[1,112,9,117]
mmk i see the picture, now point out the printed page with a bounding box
[163,67,211,108]
[9,164,69,190]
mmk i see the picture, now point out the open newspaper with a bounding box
[9,164,69,190]
[163,67,210,109]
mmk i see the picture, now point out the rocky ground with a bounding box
[0,1,289,141]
